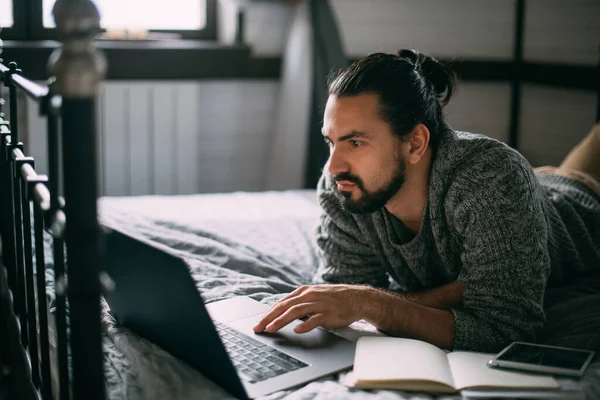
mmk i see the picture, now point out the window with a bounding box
[0,0,13,29]
[43,0,206,31]
[1,0,216,40]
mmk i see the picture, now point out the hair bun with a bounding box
[397,49,457,106]
[397,49,418,64]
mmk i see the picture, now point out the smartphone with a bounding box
[487,341,595,377]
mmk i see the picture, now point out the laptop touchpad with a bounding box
[228,315,341,350]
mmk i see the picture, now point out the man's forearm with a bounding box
[392,280,464,310]
[360,286,456,350]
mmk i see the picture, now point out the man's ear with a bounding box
[406,123,430,165]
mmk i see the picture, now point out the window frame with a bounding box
[1,0,217,41]
[1,0,27,41]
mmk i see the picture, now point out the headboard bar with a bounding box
[48,1,107,399]
[9,142,29,348]
[0,1,107,399]
[8,71,50,102]
[19,158,43,390]
[6,63,20,144]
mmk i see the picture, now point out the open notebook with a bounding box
[344,337,560,394]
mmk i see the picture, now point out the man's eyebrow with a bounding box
[321,131,371,142]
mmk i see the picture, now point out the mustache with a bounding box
[332,173,363,187]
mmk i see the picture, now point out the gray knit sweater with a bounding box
[314,130,600,353]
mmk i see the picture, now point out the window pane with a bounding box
[43,0,206,30]
[1,0,13,28]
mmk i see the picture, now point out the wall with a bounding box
[21,0,600,196]
[518,0,600,166]
[333,0,599,163]
[25,81,279,196]
[332,0,515,145]
[258,0,599,167]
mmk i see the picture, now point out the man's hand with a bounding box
[253,284,366,334]
[253,282,459,350]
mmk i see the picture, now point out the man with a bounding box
[253,50,600,353]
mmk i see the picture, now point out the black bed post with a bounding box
[49,1,107,399]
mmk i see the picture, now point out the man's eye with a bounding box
[324,138,333,147]
[351,140,362,147]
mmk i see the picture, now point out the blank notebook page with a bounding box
[448,352,560,390]
[354,337,455,387]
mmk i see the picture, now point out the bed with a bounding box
[1,0,600,400]
[42,192,600,400]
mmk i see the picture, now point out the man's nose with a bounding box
[327,148,349,176]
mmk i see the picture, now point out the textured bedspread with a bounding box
[43,190,600,400]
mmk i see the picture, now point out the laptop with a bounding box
[101,226,355,399]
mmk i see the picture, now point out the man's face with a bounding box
[322,93,407,214]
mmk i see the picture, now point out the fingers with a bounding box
[269,285,310,310]
[254,300,289,332]
[253,298,302,332]
[254,286,313,332]
[265,303,317,333]
[293,313,325,333]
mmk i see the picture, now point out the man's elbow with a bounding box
[453,309,543,353]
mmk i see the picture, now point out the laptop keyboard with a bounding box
[215,322,308,383]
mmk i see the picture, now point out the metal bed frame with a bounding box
[0,1,106,399]
[0,1,598,400]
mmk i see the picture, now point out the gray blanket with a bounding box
[43,190,600,400]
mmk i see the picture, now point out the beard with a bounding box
[332,157,406,214]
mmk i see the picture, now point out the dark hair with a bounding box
[327,49,457,149]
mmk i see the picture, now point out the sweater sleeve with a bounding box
[313,173,389,288]
[447,151,551,353]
